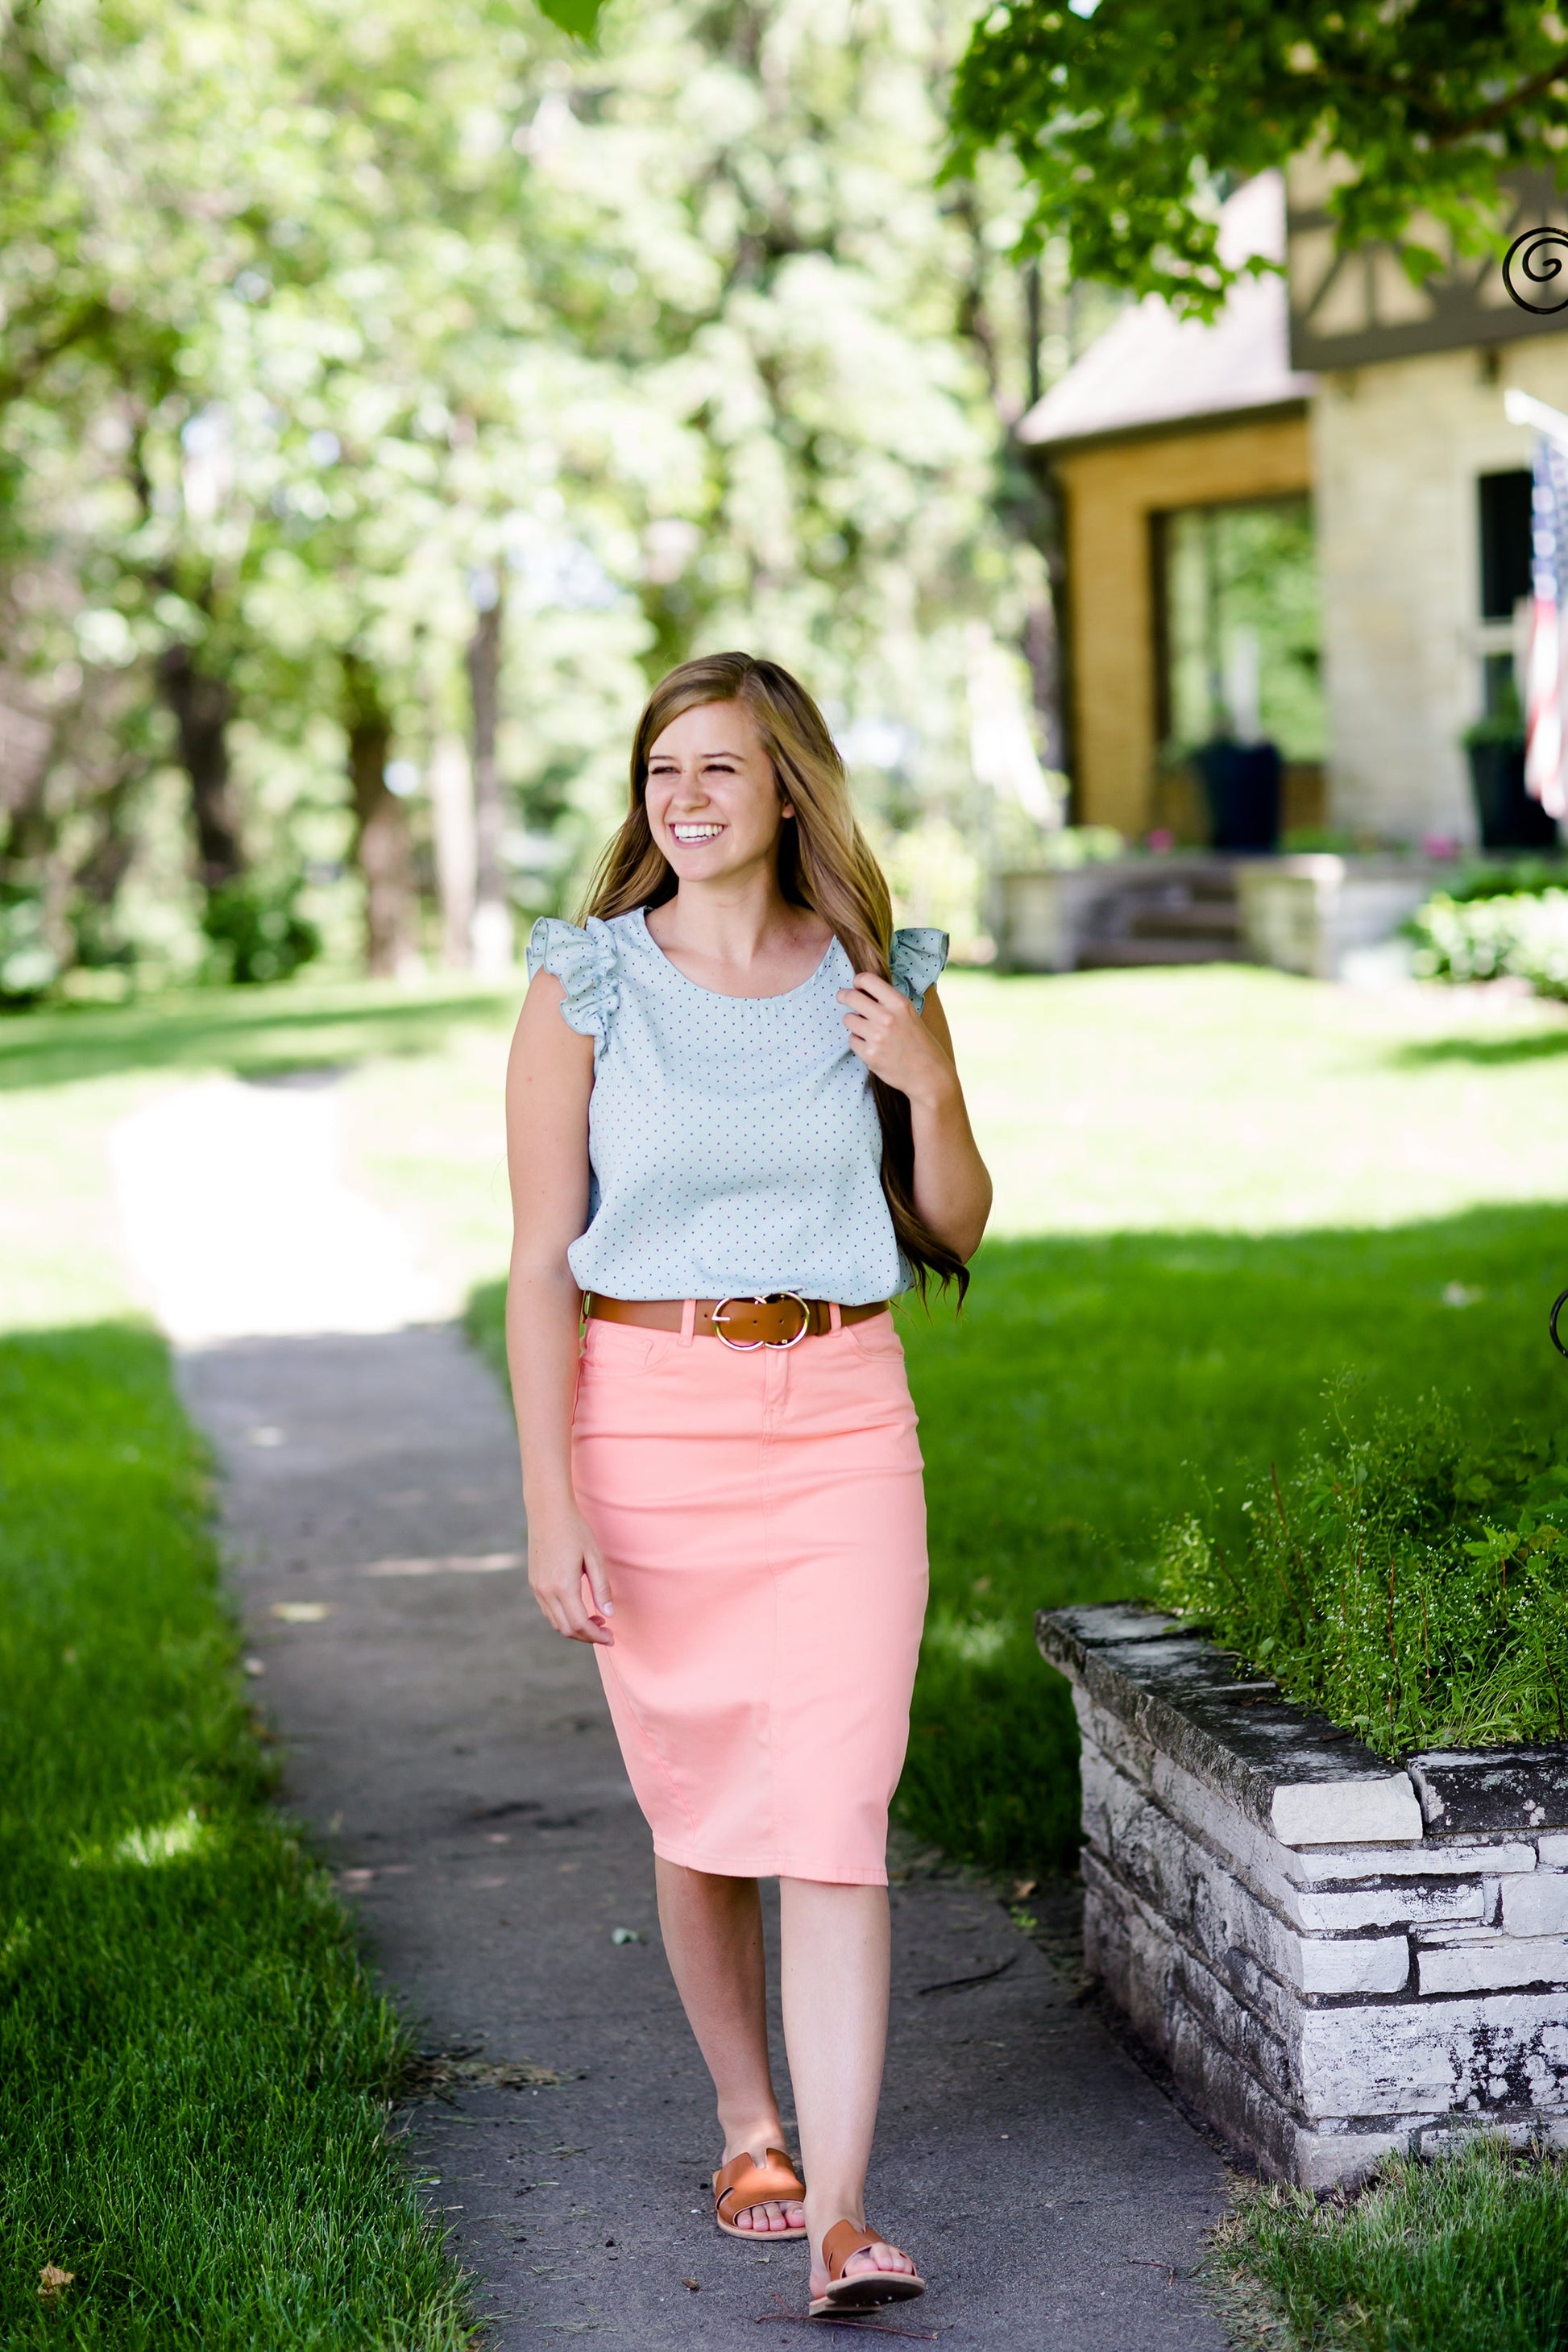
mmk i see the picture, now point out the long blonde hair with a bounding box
[582,650,967,1300]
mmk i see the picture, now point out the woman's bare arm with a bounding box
[504,973,613,1645]
[836,977,992,1262]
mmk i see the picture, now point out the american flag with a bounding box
[1525,429,1568,823]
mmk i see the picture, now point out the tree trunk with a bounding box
[429,732,476,969]
[158,643,243,888]
[466,586,512,976]
[342,658,416,977]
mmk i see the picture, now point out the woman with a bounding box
[504,651,990,2317]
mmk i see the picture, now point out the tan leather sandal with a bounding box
[808,2219,927,2316]
[711,2147,807,2240]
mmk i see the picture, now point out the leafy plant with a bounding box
[1437,858,1568,905]
[1407,888,1568,997]
[1154,1387,1568,1756]
[1461,711,1527,751]
[200,877,320,987]
[0,889,59,1007]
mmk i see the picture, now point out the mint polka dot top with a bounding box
[526,907,948,1305]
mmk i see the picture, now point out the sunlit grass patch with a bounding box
[0,973,517,1093]
[0,1323,470,2350]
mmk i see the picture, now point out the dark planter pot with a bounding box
[1193,740,1281,852]
[1466,740,1559,851]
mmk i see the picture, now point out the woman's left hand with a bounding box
[837,974,956,1110]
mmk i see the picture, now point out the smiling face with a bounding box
[643,698,792,887]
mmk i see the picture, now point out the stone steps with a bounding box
[1076,859,1255,969]
[1081,940,1248,968]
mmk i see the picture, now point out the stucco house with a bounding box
[1021,166,1568,850]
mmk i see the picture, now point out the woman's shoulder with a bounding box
[888,927,949,1012]
[525,915,627,1042]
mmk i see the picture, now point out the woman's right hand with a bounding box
[526,1508,615,1645]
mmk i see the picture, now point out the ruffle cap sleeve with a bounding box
[888,927,948,1013]
[525,916,619,1049]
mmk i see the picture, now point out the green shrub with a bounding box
[1153,1388,1568,1757]
[201,877,321,986]
[0,889,60,1006]
[1407,886,1568,997]
[1441,857,1568,905]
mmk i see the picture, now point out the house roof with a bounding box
[1018,174,1317,453]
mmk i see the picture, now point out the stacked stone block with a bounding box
[1039,1603,1568,2190]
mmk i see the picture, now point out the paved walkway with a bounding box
[180,1316,1231,2350]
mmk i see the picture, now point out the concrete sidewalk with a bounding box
[181,1321,1230,2350]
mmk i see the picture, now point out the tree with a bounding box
[3,0,1056,986]
[948,0,1568,317]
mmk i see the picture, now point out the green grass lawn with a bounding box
[0,1322,470,2347]
[0,981,495,2343]
[1217,2139,1568,2352]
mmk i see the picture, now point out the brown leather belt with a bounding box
[586,1293,889,1350]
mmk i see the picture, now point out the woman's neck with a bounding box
[645,875,832,998]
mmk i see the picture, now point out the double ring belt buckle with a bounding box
[711,1292,812,1351]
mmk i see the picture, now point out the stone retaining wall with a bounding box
[1039,1603,1568,2190]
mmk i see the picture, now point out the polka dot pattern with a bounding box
[526,909,948,1305]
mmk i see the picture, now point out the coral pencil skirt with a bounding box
[570,1309,929,1885]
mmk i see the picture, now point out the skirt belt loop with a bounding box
[679,1296,697,1347]
[828,1300,842,1333]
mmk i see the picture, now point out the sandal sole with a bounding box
[808,2274,926,2315]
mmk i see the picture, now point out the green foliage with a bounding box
[1437,857,1568,905]
[1155,1388,1568,1757]
[948,0,1568,317]
[1218,2137,1568,2352]
[0,1322,469,2347]
[1462,672,1525,749]
[0,886,58,1005]
[1,0,1049,988]
[1408,888,1568,998]
[200,877,321,987]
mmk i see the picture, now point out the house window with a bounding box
[1477,470,1532,622]
[1477,470,1530,723]
[1155,497,1325,760]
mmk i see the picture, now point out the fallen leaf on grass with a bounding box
[38,2267,73,2302]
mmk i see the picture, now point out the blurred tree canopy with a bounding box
[0,0,1059,998]
[949,0,1568,316]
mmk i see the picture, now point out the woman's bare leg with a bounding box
[778,1878,919,2294]
[653,1857,804,2233]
